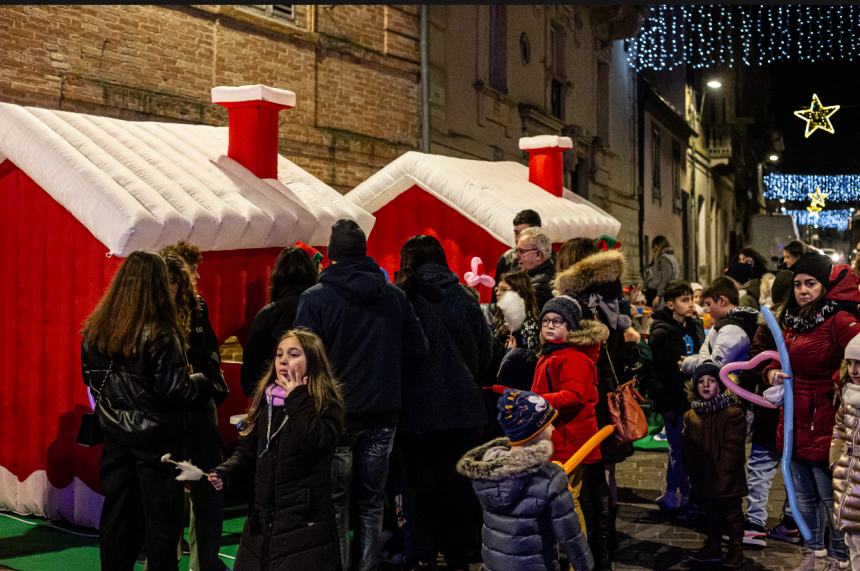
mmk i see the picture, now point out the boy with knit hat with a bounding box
[457,389,594,571]
[683,362,748,568]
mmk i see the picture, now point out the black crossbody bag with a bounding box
[76,362,113,447]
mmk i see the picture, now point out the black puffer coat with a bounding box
[81,325,209,447]
[400,264,492,434]
[241,287,306,397]
[457,438,594,571]
[188,296,229,406]
[216,385,343,570]
[647,308,705,415]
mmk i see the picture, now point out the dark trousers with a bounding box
[579,461,613,569]
[704,496,744,544]
[401,429,481,567]
[187,403,225,571]
[99,439,184,570]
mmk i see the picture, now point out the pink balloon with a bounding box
[718,350,780,409]
[464,256,496,289]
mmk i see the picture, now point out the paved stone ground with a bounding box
[613,449,804,570]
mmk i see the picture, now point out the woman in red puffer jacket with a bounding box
[765,252,860,567]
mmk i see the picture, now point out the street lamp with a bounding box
[768,153,779,162]
[699,79,722,119]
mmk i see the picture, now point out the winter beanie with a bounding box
[846,334,860,361]
[328,219,367,261]
[294,241,324,266]
[497,389,558,445]
[771,270,795,307]
[792,252,833,288]
[540,295,582,331]
[693,361,722,383]
[725,261,753,285]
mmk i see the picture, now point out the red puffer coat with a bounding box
[531,319,609,464]
[772,265,860,462]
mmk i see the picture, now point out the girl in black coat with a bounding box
[210,328,344,570]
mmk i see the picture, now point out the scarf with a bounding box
[691,393,740,414]
[783,300,840,333]
[265,384,288,407]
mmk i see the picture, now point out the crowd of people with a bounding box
[80,210,860,571]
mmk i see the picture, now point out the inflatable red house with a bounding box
[346,135,620,299]
[0,84,373,527]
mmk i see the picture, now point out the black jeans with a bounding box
[579,460,613,569]
[99,439,184,570]
[187,403,225,571]
[401,429,481,567]
[704,496,744,544]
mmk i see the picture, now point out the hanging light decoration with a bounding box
[784,209,853,231]
[628,5,860,71]
[793,94,840,138]
[763,174,860,203]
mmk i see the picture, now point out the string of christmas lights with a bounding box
[628,5,860,71]
[784,209,854,231]
[763,174,860,203]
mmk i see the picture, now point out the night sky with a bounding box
[767,61,860,175]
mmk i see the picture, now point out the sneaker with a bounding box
[655,491,679,511]
[797,547,818,571]
[742,521,767,548]
[768,522,803,545]
[823,557,850,570]
[816,549,828,558]
[653,427,668,442]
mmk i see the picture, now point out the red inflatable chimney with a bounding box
[212,85,296,179]
[518,135,574,197]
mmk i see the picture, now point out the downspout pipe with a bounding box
[637,76,646,279]
[420,5,430,153]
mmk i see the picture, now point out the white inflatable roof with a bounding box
[0,103,373,255]
[347,151,621,244]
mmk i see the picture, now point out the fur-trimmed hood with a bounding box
[554,249,626,297]
[457,437,553,482]
[567,318,610,347]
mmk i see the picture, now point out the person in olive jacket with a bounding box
[457,388,594,571]
[683,362,747,568]
[81,251,211,570]
[209,329,344,570]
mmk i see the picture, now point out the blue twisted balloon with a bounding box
[760,305,811,542]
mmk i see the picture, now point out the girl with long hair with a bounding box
[209,328,344,570]
[241,246,318,396]
[81,250,210,570]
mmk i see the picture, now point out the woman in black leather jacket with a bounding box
[81,250,211,570]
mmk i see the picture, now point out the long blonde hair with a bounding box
[242,328,344,436]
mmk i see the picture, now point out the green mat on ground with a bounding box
[633,409,669,452]
[0,505,246,571]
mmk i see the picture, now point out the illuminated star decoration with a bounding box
[793,94,840,138]
[806,187,828,213]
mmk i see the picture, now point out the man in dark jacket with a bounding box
[294,219,428,571]
[647,280,705,513]
[492,209,542,302]
[515,226,556,310]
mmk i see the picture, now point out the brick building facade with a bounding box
[0,4,421,192]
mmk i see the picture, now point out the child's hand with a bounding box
[677,357,685,370]
[275,366,309,396]
[208,471,223,491]
[767,369,789,386]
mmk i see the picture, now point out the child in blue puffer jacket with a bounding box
[457,388,594,571]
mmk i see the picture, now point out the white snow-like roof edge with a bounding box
[211,84,296,107]
[0,102,373,255]
[519,135,573,150]
[347,151,620,245]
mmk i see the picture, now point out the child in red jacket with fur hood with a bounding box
[530,294,611,569]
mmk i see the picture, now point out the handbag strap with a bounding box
[90,361,114,407]
[602,342,620,386]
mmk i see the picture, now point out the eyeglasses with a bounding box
[515,248,538,256]
[541,317,565,328]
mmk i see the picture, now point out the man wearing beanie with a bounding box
[295,219,428,571]
[456,389,594,571]
[530,295,613,570]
